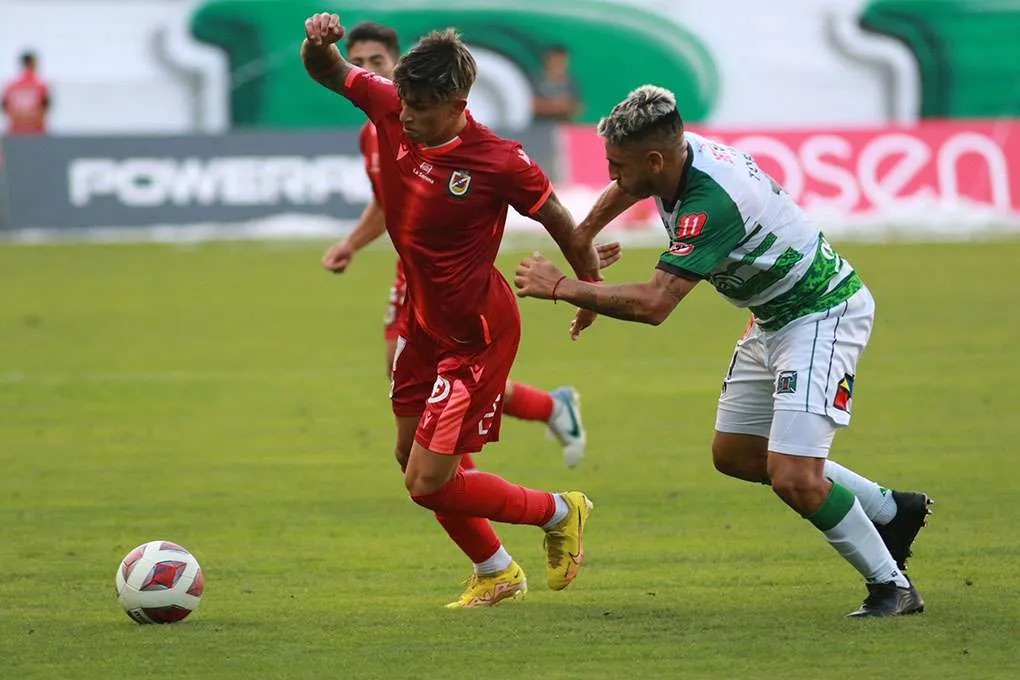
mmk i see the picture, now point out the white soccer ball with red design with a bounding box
[115,540,204,624]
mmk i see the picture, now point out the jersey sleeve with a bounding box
[358,125,383,203]
[500,144,553,216]
[656,190,746,280]
[367,172,383,204]
[344,67,400,124]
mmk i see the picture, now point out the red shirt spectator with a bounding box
[2,52,50,135]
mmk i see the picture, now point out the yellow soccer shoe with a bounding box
[445,561,528,609]
[544,491,593,590]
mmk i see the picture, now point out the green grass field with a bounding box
[2,240,1018,679]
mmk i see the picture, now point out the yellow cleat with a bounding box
[444,561,528,609]
[544,491,593,590]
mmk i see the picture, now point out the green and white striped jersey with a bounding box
[656,132,862,331]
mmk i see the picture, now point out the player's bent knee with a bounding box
[711,431,769,482]
[403,469,449,498]
[768,456,829,513]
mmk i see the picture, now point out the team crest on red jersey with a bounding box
[448,170,472,198]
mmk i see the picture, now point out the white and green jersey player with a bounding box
[657,130,861,334]
[514,85,930,617]
[655,130,868,431]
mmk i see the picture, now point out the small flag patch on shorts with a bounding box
[833,373,855,411]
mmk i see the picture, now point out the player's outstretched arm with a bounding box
[533,192,601,282]
[576,181,642,245]
[515,253,697,326]
[322,198,387,273]
[301,12,352,95]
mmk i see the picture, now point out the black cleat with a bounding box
[875,491,933,571]
[847,580,925,618]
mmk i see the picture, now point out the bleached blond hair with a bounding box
[597,85,683,146]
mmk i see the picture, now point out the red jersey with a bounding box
[344,67,552,349]
[2,70,49,134]
[359,121,384,205]
[360,119,406,293]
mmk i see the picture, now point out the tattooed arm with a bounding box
[515,254,698,326]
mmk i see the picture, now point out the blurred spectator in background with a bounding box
[2,51,51,135]
[531,45,581,122]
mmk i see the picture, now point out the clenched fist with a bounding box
[304,12,345,46]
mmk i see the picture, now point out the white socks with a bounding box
[543,493,570,530]
[809,482,910,588]
[824,460,898,524]
[473,545,512,575]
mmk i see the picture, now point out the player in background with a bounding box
[515,85,931,617]
[320,22,599,468]
[2,51,50,135]
[302,12,600,608]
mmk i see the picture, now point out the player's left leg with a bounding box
[391,333,520,607]
[766,417,922,617]
[766,287,923,617]
[403,330,593,592]
[405,444,592,592]
[503,379,587,468]
[715,296,931,571]
[713,432,931,571]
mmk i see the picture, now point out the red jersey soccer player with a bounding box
[303,12,599,607]
[320,22,592,468]
[2,51,50,135]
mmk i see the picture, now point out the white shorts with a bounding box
[714,286,875,457]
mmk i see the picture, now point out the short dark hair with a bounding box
[547,44,568,56]
[20,51,36,68]
[598,85,684,147]
[393,29,477,103]
[345,21,400,60]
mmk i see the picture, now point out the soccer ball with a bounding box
[115,540,204,624]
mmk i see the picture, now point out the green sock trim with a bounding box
[807,482,855,532]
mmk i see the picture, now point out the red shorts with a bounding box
[383,261,408,341]
[390,312,520,455]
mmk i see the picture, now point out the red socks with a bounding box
[433,513,501,563]
[503,382,554,422]
[414,470,556,526]
[429,454,493,563]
